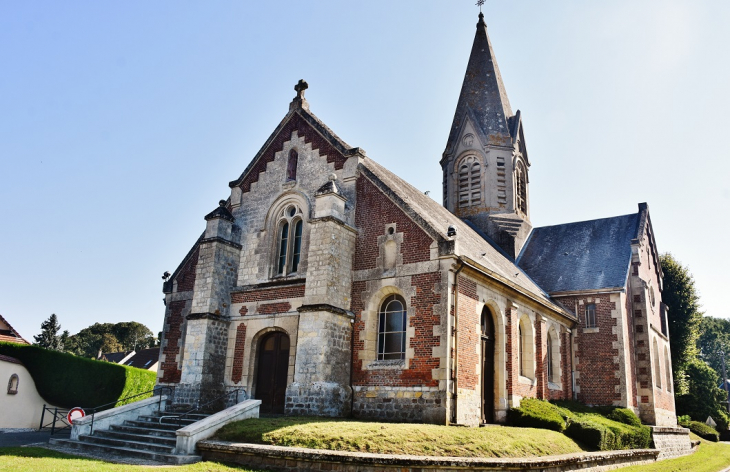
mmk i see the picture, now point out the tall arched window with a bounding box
[653,338,662,389]
[515,161,527,214]
[547,329,561,384]
[518,317,535,379]
[286,149,298,181]
[377,294,407,360]
[665,346,672,392]
[547,334,554,381]
[518,324,524,377]
[275,204,304,276]
[458,156,481,208]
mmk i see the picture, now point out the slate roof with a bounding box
[445,12,514,155]
[360,157,573,319]
[102,350,134,363]
[517,213,640,294]
[123,348,160,370]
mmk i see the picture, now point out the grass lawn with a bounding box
[0,447,263,472]
[617,434,730,472]
[213,416,584,458]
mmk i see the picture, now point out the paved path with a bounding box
[0,430,68,447]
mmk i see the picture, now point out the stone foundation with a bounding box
[352,386,446,423]
[285,381,351,417]
[650,426,692,460]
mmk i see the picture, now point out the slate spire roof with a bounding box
[445,12,514,154]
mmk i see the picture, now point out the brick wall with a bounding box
[354,177,432,270]
[231,284,305,303]
[175,247,199,292]
[231,324,247,383]
[159,300,186,384]
[257,302,292,315]
[457,277,478,390]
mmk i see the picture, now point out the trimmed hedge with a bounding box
[680,419,719,442]
[508,398,566,431]
[510,399,651,451]
[0,342,156,409]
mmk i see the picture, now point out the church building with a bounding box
[156,13,676,427]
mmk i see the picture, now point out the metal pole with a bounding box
[722,350,729,413]
[39,405,46,431]
[51,408,57,435]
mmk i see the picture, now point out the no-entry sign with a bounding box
[67,407,85,424]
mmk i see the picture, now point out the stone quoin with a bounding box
[157,12,676,426]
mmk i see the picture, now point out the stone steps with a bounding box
[49,405,209,465]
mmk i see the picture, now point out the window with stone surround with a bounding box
[515,161,527,214]
[665,346,671,392]
[653,338,662,389]
[7,374,18,395]
[275,205,304,276]
[518,316,535,380]
[377,294,407,360]
[457,155,481,208]
[547,332,555,382]
[585,304,597,328]
[286,149,298,181]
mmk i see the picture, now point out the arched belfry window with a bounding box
[458,156,481,208]
[377,294,407,360]
[515,161,527,214]
[286,149,298,181]
[275,204,304,275]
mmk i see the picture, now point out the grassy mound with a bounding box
[214,416,584,458]
[509,399,651,451]
[0,342,156,409]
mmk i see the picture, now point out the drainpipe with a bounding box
[451,258,465,424]
[349,317,355,417]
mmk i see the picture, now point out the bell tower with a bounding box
[441,13,531,259]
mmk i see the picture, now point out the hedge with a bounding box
[680,419,719,442]
[0,342,157,409]
[507,398,566,432]
[510,399,651,451]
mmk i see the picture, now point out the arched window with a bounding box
[653,339,662,389]
[518,317,535,379]
[286,149,298,181]
[377,294,407,360]
[275,204,304,276]
[515,161,527,214]
[458,156,481,208]
[547,334,554,381]
[547,329,561,384]
[7,374,19,395]
[665,346,672,392]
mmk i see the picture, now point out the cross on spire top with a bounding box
[294,79,308,100]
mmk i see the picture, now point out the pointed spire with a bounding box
[445,13,514,154]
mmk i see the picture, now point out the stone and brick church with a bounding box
[156,13,676,427]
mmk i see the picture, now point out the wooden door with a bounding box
[255,332,290,414]
[481,307,495,423]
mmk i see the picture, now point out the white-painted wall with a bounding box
[0,359,54,429]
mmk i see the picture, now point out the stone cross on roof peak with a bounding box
[294,79,308,100]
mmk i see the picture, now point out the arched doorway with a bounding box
[255,331,290,414]
[481,307,495,423]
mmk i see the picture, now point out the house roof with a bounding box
[0,314,30,345]
[517,213,640,294]
[123,348,160,370]
[102,350,135,363]
[359,157,573,320]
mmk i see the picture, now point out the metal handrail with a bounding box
[87,385,174,434]
[159,388,247,427]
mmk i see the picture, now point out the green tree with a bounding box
[675,359,729,430]
[661,253,703,394]
[698,316,730,376]
[112,322,155,351]
[33,314,64,351]
[64,321,156,358]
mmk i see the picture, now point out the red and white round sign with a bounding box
[67,407,85,424]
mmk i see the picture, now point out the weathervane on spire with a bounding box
[476,0,485,13]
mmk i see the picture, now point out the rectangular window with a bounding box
[585,304,597,328]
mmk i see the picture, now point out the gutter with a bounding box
[451,258,465,425]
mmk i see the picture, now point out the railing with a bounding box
[39,385,174,436]
[159,388,247,428]
[38,406,72,435]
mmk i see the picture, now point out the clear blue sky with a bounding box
[1,1,728,340]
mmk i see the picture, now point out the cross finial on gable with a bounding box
[294,79,308,100]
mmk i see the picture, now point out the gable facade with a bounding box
[156,14,676,427]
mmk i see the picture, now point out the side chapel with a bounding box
[157,13,676,426]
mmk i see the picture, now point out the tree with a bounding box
[698,316,730,376]
[661,253,703,394]
[675,359,729,430]
[112,322,155,351]
[64,321,156,358]
[33,314,64,351]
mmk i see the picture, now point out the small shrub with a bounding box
[679,419,719,442]
[508,398,566,432]
[606,408,642,427]
[565,418,616,450]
